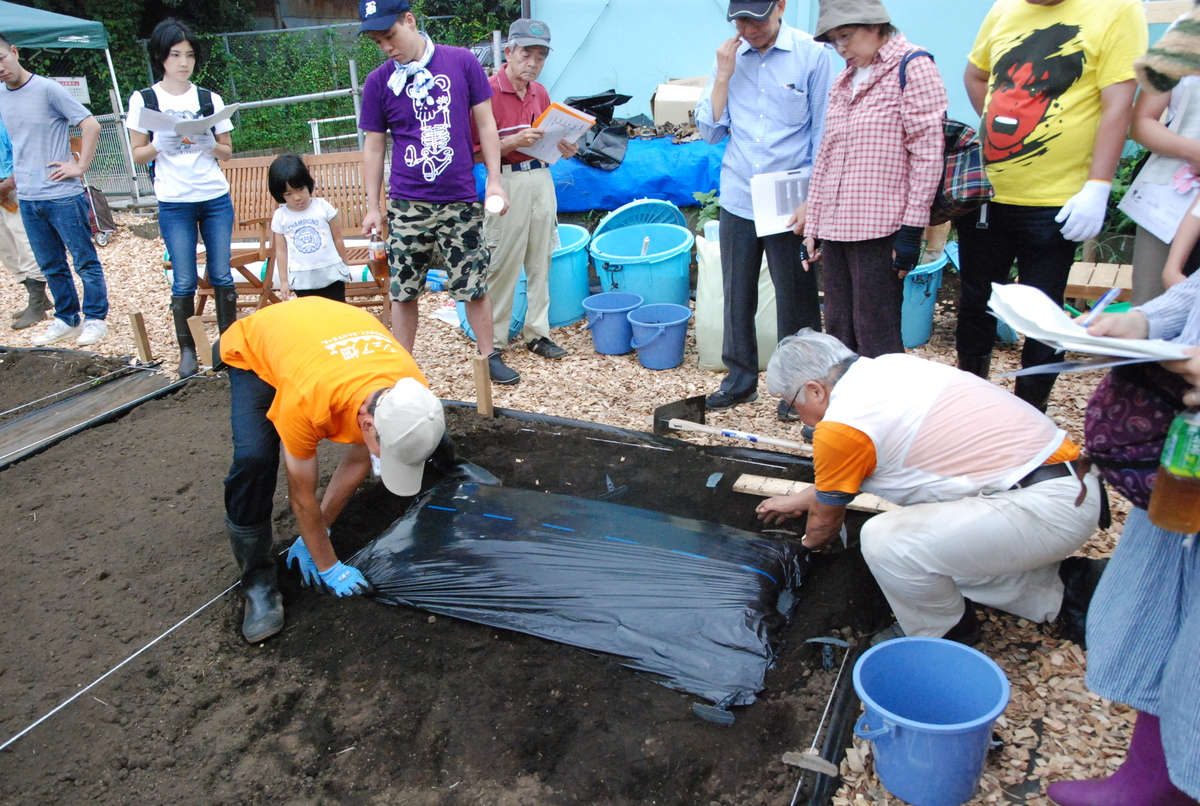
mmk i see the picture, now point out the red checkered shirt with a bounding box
[806,34,947,242]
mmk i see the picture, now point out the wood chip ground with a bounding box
[0,213,1131,805]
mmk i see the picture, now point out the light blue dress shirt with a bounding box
[1139,269,1200,346]
[695,21,833,221]
[0,116,13,179]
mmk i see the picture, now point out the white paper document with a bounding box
[520,102,595,165]
[987,283,1190,364]
[750,168,810,237]
[134,103,240,136]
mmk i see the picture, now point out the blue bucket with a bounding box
[589,223,693,307]
[583,292,643,355]
[854,637,1010,806]
[549,224,591,328]
[901,254,948,349]
[627,303,691,370]
[458,272,527,343]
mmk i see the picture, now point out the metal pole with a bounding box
[223,35,241,127]
[327,28,337,84]
[522,0,531,18]
[141,40,154,87]
[349,59,364,151]
[109,87,141,204]
[492,30,503,72]
[310,120,322,155]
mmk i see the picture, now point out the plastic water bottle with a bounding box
[367,228,388,281]
[1148,407,1200,534]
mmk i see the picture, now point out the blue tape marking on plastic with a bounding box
[542,524,575,532]
[603,535,639,545]
[427,505,457,512]
[671,550,708,560]
[742,565,778,585]
[482,513,514,521]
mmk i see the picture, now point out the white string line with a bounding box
[0,582,239,754]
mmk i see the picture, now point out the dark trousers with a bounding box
[955,202,1076,369]
[822,236,904,357]
[295,281,347,303]
[717,209,822,396]
[225,367,280,528]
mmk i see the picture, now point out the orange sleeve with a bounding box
[813,422,877,495]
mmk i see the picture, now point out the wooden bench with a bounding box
[1065,261,1134,303]
[185,151,390,325]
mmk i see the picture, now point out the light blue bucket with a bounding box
[854,637,1010,806]
[458,272,526,343]
[583,292,643,355]
[627,303,691,370]
[589,223,693,307]
[549,224,591,328]
[901,254,949,349]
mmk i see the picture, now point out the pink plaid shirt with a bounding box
[806,34,947,242]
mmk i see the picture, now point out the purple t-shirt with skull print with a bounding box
[359,45,493,203]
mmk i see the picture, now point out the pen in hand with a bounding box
[1081,287,1121,327]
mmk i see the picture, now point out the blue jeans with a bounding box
[224,367,280,528]
[20,194,108,325]
[955,202,1076,369]
[159,193,235,296]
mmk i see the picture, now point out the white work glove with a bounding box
[153,131,185,154]
[1054,180,1111,242]
[187,129,217,153]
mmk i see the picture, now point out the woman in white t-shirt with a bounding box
[128,18,236,377]
[267,153,352,302]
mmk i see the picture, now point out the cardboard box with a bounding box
[650,76,707,126]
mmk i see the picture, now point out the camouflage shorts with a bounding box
[384,199,489,303]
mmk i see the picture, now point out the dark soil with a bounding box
[0,350,889,806]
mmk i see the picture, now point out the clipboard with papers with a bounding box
[134,103,240,137]
[750,168,811,237]
[515,102,595,165]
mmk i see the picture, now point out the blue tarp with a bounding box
[476,137,725,213]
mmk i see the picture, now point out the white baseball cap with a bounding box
[373,377,445,496]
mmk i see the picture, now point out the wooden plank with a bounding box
[1145,1,1192,24]
[127,311,153,364]
[733,474,899,514]
[472,355,494,418]
[1066,261,1134,301]
[1090,263,1120,288]
[1115,265,1134,300]
[187,315,212,372]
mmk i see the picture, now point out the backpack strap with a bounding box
[899,49,934,91]
[197,87,215,119]
[138,87,159,112]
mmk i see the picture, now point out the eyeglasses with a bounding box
[784,386,803,419]
[828,28,859,47]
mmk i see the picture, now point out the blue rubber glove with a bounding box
[286,535,321,587]
[318,562,372,597]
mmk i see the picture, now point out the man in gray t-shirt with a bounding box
[0,33,108,347]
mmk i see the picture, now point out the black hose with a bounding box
[806,640,868,806]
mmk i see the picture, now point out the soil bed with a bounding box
[0,351,889,806]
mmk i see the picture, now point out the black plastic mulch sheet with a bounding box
[351,482,805,706]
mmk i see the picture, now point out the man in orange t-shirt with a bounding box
[219,297,492,643]
[756,329,1106,645]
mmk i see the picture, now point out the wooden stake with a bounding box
[187,315,211,371]
[733,474,898,514]
[472,354,494,418]
[127,311,153,363]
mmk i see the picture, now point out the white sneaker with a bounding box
[31,318,82,346]
[76,319,108,346]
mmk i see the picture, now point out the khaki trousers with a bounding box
[0,200,42,283]
[484,167,556,349]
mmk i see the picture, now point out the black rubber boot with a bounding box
[942,599,983,646]
[956,353,991,380]
[1014,373,1056,413]
[170,295,200,377]
[12,280,51,330]
[226,518,284,643]
[1050,556,1109,649]
[426,433,501,486]
[214,287,238,334]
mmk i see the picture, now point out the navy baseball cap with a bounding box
[728,1,778,20]
[359,0,411,34]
